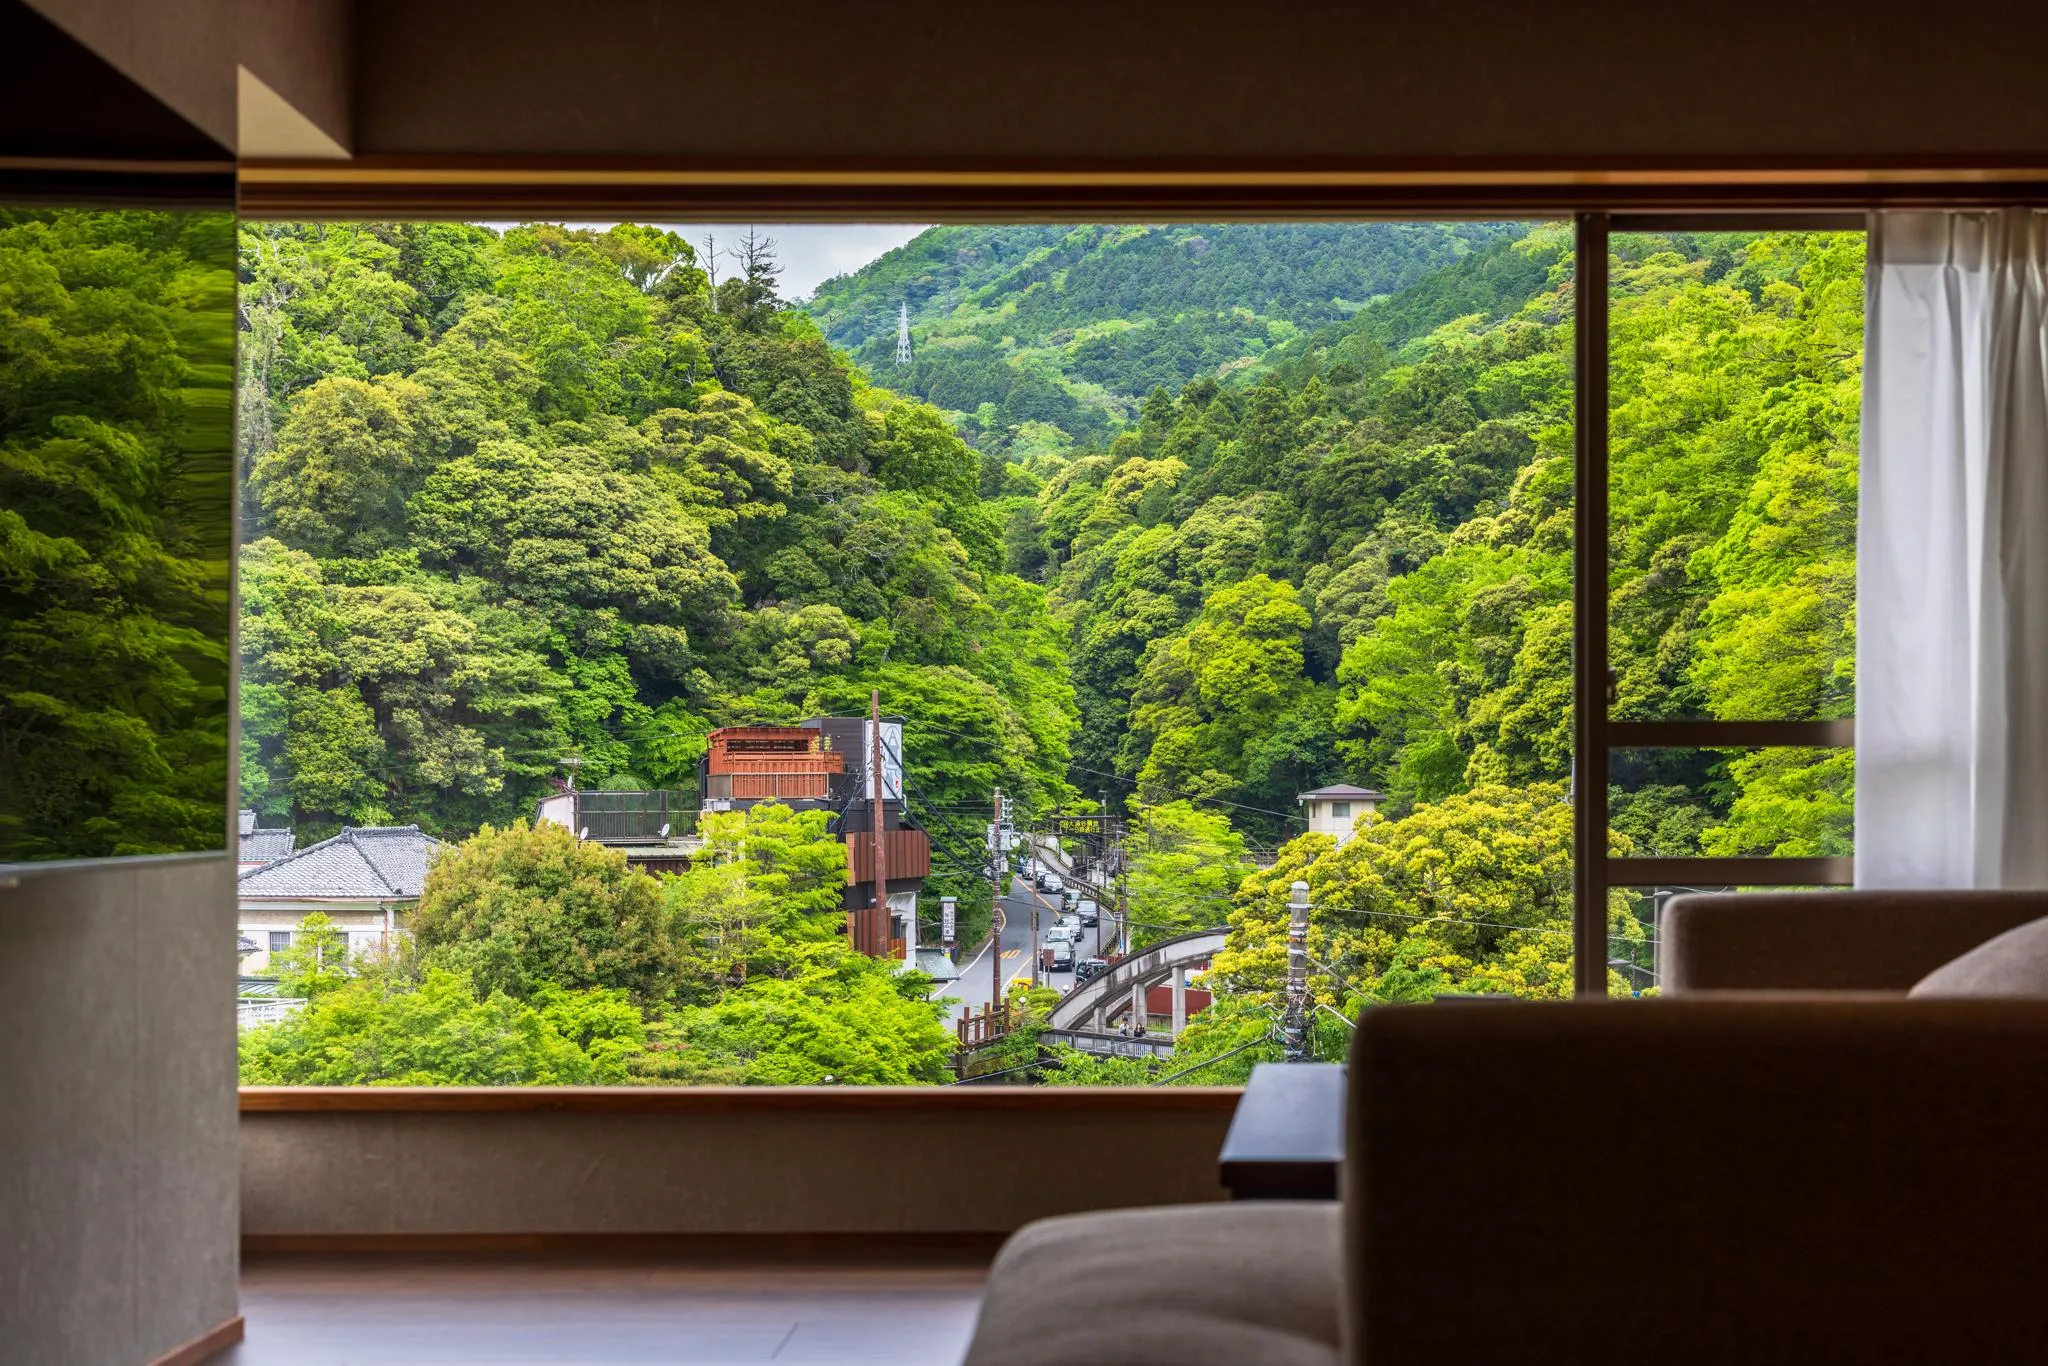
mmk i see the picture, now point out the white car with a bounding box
[1045,924,1077,947]
[1038,871,1065,894]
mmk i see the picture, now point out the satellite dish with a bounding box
[659,823,671,838]
[578,826,589,840]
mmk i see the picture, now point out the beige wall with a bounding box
[28,0,2048,176]
[350,0,2048,166]
[23,0,351,152]
[242,1099,1233,1238]
[0,857,240,1366]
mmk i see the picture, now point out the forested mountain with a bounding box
[1015,224,1859,870]
[805,224,1519,454]
[236,222,1074,945]
[234,218,1859,1042]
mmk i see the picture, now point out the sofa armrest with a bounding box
[1347,999,2048,1364]
[1661,889,2048,992]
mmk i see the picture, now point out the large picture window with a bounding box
[226,214,1862,1084]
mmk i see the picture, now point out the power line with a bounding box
[904,720,1308,824]
[1061,759,1309,823]
[1149,1035,1279,1085]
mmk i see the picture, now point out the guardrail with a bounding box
[237,997,306,1030]
[1041,1027,1178,1059]
[1047,926,1229,1032]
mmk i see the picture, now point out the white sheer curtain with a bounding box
[1859,211,2048,887]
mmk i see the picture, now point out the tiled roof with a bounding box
[237,826,441,900]
[1298,783,1385,801]
[239,828,296,864]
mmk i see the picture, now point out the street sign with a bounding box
[940,895,957,941]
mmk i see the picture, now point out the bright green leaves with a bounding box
[248,375,435,558]
[238,539,562,833]
[243,809,952,1087]
[872,399,977,502]
[662,803,850,1000]
[411,820,677,1003]
[267,910,354,999]
[1128,575,1313,808]
[238,219,1073,842]
[238,962,649,1086]
[410,437,737,641]
[641,391,794,524]
[1219,783,1639,1005]
[1125,801,1255,947]
[0,210,235,861]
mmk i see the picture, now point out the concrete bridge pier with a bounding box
[1170,966,1188,1036]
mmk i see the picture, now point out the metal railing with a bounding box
[237,997,307,1030]
[571,791,692,844]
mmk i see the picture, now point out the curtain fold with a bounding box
[1859,211,2048,888]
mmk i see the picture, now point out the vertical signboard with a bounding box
[863,718,904,800]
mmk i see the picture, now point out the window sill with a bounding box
[239,1085,1242,1113]
[238,1085,1246,1241]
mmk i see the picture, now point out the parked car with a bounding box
[1076,899,1100,927]
[1076,957,1108,982]
[1042,941,1075,973]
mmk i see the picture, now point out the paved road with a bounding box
[940,848,1116,1019]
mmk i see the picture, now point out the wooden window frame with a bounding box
[1573,212,1864,995]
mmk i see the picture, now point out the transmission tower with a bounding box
[896,300,913,365]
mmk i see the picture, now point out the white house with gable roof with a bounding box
[1296,784,1384,847]
[237,826,441,973]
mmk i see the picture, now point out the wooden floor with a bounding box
[221,1256,988,1365]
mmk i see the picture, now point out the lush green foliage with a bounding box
[0,210,235,860]
[807,224,1522,454]
[1123,801,1255,948]
[242,809,954,1085]
[941,224,1863,860]
[411,820,675,1001]
[1220,783,1641,1004]
[243,220,1864,1083]
[237,221,1077,943]
[239,960,650,1086]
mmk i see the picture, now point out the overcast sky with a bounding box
[667,224,931,300]
[490,222,932,301]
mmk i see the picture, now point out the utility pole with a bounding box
[868,688,888,959]
[1282,880,1311,1061]
[991,787,1005,1024]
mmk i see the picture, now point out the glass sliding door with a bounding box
[1576,215,1864,994]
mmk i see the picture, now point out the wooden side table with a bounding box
[1217,1061,1346,1200]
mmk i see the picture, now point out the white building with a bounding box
[1297,784,1384,846]
[236,825,440,973]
